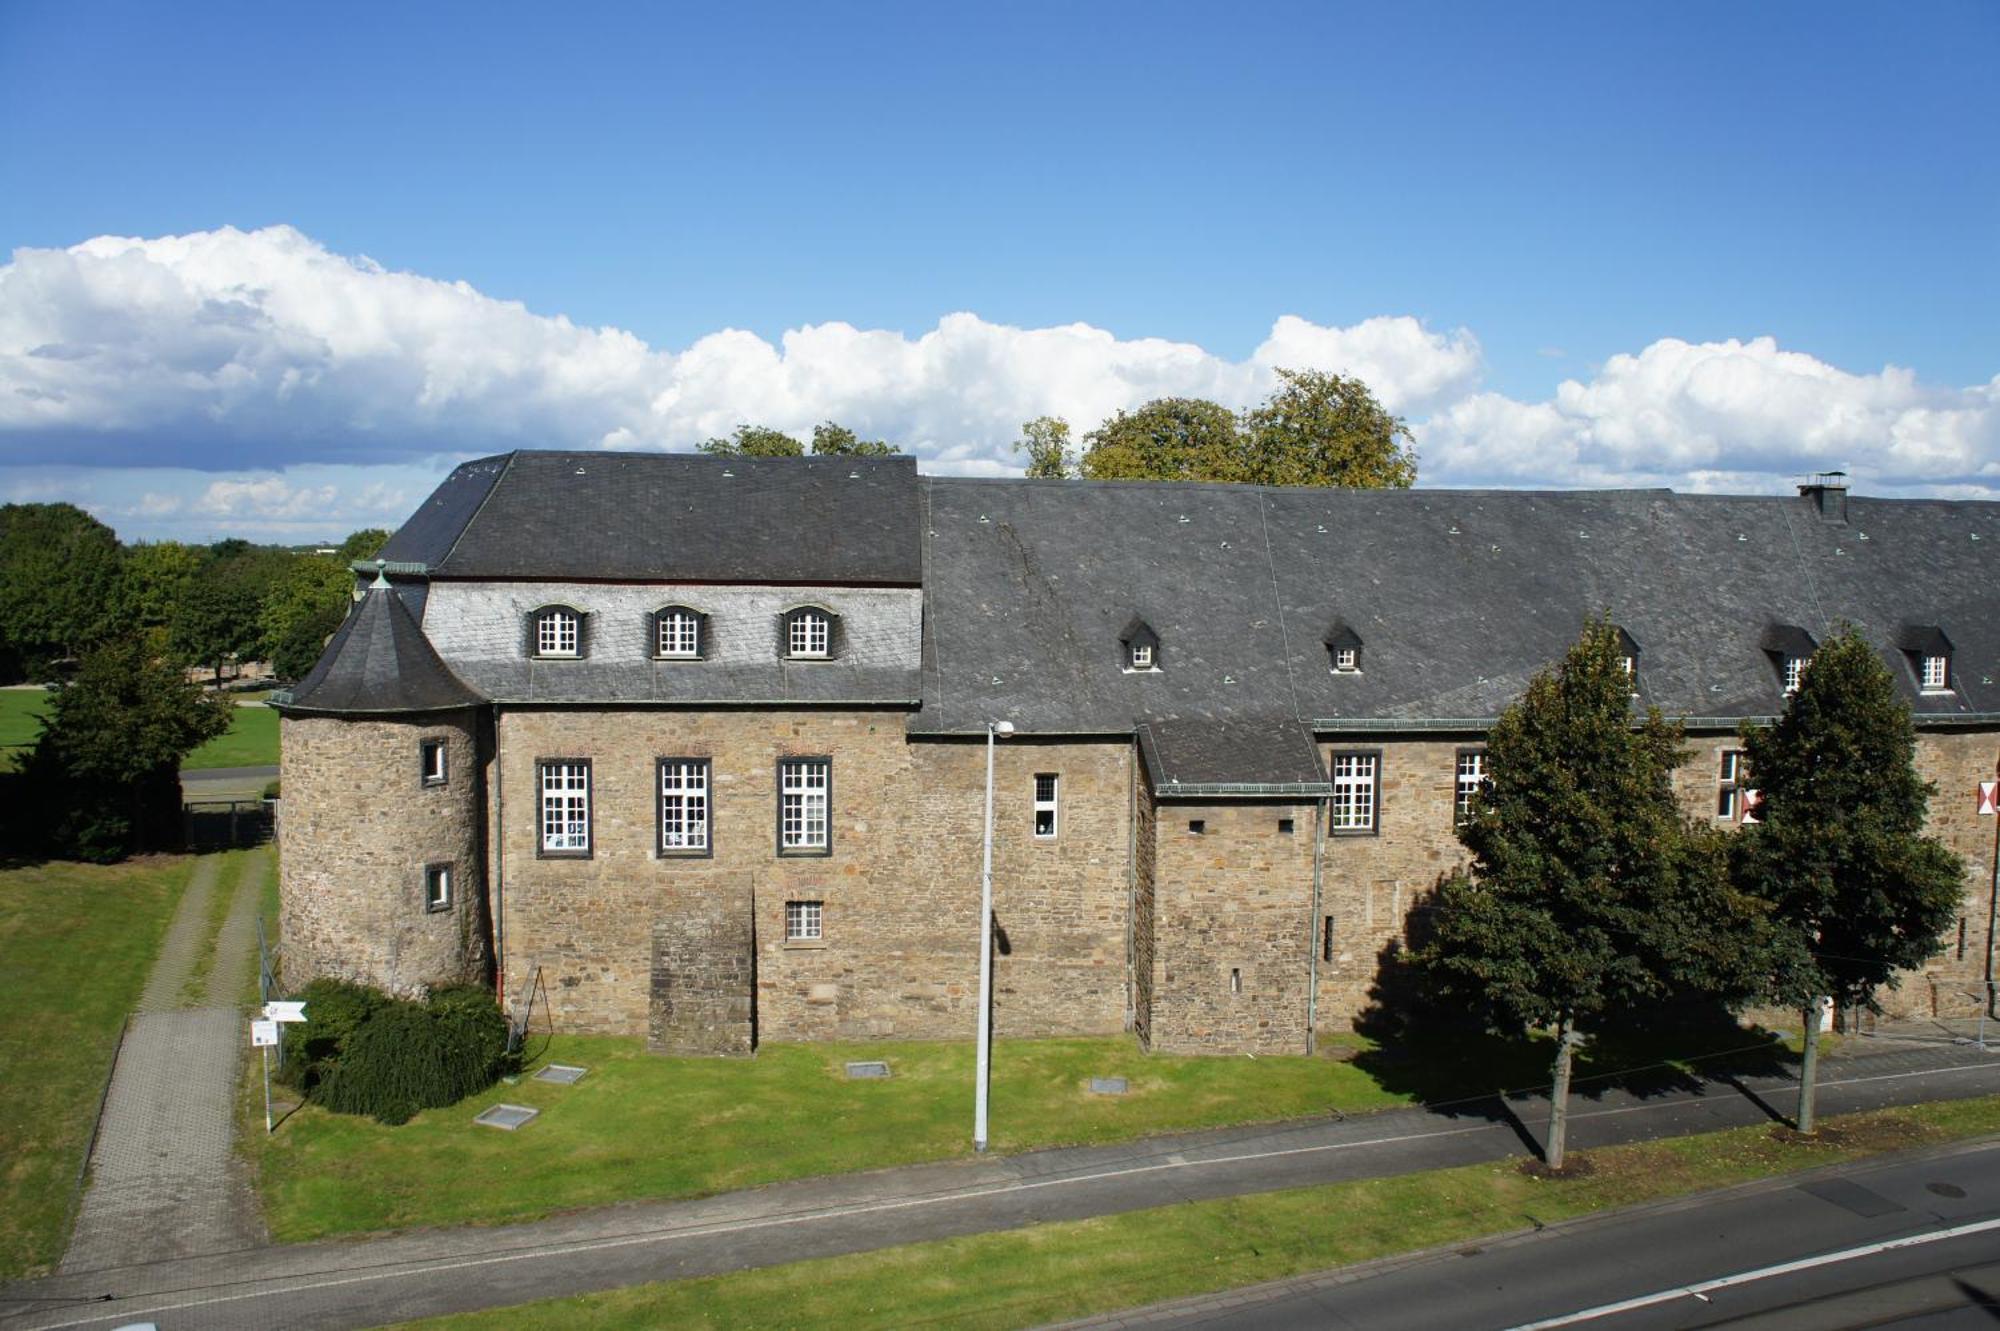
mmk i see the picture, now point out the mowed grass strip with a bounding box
[255,1033,1408,1241]
[184,703,279,770]
[0,687,50,761]
[0,855,195,1278]
[390,1095,2000,1331]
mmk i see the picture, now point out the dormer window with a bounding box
[529,605,585,659]
[1612,625,1639,693]
[654,606,705,660]
[1899,626,1954,694]
[1922,655,1948,690]
[1324,620,1363,674]
[1783,656,1807,694]
[1762,624,1817,698]
[780,606,838,661]
[1119,617,1161,673]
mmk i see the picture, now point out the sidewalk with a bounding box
[5,1034,1996,1331]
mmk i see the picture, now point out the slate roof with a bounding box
[915,480,2000,757]
[380,451,923,584]
[277,583,482,716]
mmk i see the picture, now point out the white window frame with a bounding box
[537,608,579,658]
[538,760,591,854]
[1454,750,1485,824]
[1033,773,1059,839]
[1782,655,1807,694]
[420,738,447,786]
[1333,647,1359,673]
[424,863,452,912]
[788,610,830,659]
[779,757,831,853]
[1716,749,1745,821]
[1130,643,1154,670]
[785,899,823,942]
[657,609,700,659]
[1330,752,1379,833]
[1921,654,1949,690]
[658,759,710,853]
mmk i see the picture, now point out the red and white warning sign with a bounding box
[1740,789,1763,825]
[1979,780,1998,817]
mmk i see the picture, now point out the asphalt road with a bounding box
[4,1042,1997,1331]
[1098,1138,2000,1330]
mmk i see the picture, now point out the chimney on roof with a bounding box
[1799,471,1848,523]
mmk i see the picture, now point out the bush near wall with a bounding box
[280,979,512,1125]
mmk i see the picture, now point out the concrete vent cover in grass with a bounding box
[474,1104,540,1131]
[845,1060,891,1079]
[533,1064,588,1085]
[1089,1076,1129,1095]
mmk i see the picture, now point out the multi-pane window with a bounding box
[420,738,447,786]
[786,900,823,942]
[789,610,830,658]
[1454,750,1486,823]
[424,864,452,911]
[659,759,710,853]
[537,608,579,657]
[1130,643,1154,670]
[658,609,700,659]
[1782,655,1807,694]
[1033,773,1059,838]
[779,757,830,853]
[1334,647,1358,672]
[1330,753,1378,832]
[1716,749,1746,820]
[1922,654,1949,690]
[539,761,591,854]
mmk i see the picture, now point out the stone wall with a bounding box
[649,872,755,1055]
[1902,731,2000,1018]
[492,709,1131,1042]
[1131,762,1157,1049]
[279,709,488,995]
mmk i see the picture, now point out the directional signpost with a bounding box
[253,1000,308,1133]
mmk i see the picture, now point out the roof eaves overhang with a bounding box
[1154,780,1333,800]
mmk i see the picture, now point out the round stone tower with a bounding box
[274,572,490,996]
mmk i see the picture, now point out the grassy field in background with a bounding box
[0,687,49,758]
[393,1094,2000,1331]
[1,687,278,770]
[0,854,195,1278]
[255,1033,1410,1242]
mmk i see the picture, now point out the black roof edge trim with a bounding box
[1156,781,1333,799]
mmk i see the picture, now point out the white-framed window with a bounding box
[779,757,831,853]
[424,864,452,912]
[1330,752,1378,833]
[657,609,701,659]
[788,610,830,659]
[1454,750,1486,824]
[1716,749,1745,820]
[1334,647,1359,672]
[536,608,579,657]
[538,760,591,854]
[659,759,710,853]
[786,899,823,942]
[1033,773,1059,838]
[1782,655,1808,694]
[420,738,447,786]
[1130,642,1154,670]
[1922,654,1949,690]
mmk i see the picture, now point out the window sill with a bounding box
[782,938,828,950]
[657,848,713,861]
[1121,667,1162,675]
[421,777,448,789]
[425,901,453,914]
[1329,827,1379,838]
[536,848,593,860]
[777,846,833,859]
[655,653,701,663]
[532,655,582,662]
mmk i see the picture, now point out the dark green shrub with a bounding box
[277,977,387,1093]
[319,1001,452,1125]
[289,981,512,1124]
[428,984,516,1085]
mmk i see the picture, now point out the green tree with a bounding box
[16,637,231,859]
[170,546,291,682]
[337,528,391,562]
[1414,617,1765,1168]
[1014,416,1076,479]
[1078,398,1244,482]
[0,503,125,679]
[810,422,895,456]
[1735,627,1965,1132]
[1240,368,1417,488]
[261,555,356,679]
[120,541,205,631]
[698,425,806,457]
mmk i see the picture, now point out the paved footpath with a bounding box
[56,849,270,1276]
[4,1035,1996,1331]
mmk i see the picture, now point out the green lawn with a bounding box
[0,687,49,759]
[255,1033,1410,1242]
[393,1094,2000,1331]
[0,854,195,1278]
[1,688,278,770]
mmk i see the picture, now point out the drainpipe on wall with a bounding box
[1987,753,1999,1019]
[1124,739,1138,1033]
[1305,797,1326,1056]
[492,711,506,1011]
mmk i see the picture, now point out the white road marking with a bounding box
[21,1058,2000,1330]
[1505,1215,2000,1329]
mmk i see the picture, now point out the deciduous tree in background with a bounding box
[1014,416,1076,479]
[809,423,895,456]
[1735,627,1964,1132]
[261,555,356,680]
[1240,368,1416,488]
[697,423,898,458]
[1078,398,1243,482]
[0,503,125,680]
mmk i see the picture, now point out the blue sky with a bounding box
[1,2,1996,540]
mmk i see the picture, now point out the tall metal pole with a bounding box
[974,722,998,1152]
[1985,755,1999,1020]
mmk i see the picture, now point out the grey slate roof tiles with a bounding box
[279,585,482,716]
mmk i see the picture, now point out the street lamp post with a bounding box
[975,719,1014,1152]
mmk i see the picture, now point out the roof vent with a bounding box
[1799,471,1848,523]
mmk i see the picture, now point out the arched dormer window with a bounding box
[652,605,708,660]
[1325,620,1363,674]
[1898,625,1953,693]
[1120,617,1161,672]
[528,604,586,659]
[1761,623,1816,695]
[780,605,839,660]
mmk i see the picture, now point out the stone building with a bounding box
[275,454,2000,1054]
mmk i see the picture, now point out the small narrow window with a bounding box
[1958,916,1968,960]
[1716,749,1745,820]
[420,738,447,787]
[659,758,711,854]
[1130,642,1154,670]
[1454,750,1486,824]
[536,608,579,658]
[788,609,830,659]
[1187,818,1205,835]
[538,760,591,855]
[1229,967,1242,994]
[1278,817,1295,834]
[1322,915,1336,963]
[1783,655,1808,694]
[1922,654,1949,690]
[778,757,831,854]
[1330,752,1379,833]
[424,864,452,912]
[1033,773,1059,839]
[786,899,823,942]
[657,608,701,659]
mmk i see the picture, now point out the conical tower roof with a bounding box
[278,573,484,716]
